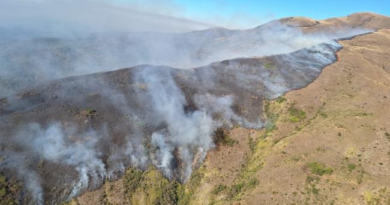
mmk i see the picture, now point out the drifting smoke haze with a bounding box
[0,1,375,204]
[0,0,372,97]
[0,0,212,36]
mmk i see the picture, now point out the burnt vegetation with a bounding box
[214,128,237,147]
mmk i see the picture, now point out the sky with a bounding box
[1,0,389,35]
[115,0,390,29]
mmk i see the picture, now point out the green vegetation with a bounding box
[85,108,96,115]
[226,178,260,199]
[0,173,20,205]
[247,178,259,189]
[385,132,390,140]
[121,167,193,205]
[306,175,320,184]
[319,110,328,118]
[276,96,287,104]
[290,156,301,162]
[288,105,306,123]
[347,163,356,171]
[357,170,365,184]
[154,181,180,205]
[212,184,227,195]
[248,136,257,152]
[264,62,276,70]
[308,162,333,176]
[214,128,237,147]
[84,108,97,119]
[264,101,279,135]
[228,183,245,199]
[304,175,328,203]
[176,168,205,205]
[305,179,319,195]
[264,121,277,134]
[123,168,143,199]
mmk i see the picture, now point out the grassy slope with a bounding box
[237,29,390,205]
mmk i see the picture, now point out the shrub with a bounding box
[247,178,259,189]
[124,168,143,195]
[319,111,328,118]
[214,128,237,147]
[276,96,287,103]
[306,175,320,183]
[0,173,18,205]
[228,183,245,198]
[308,162,333,176]
[85,108,96,115]
[212,184,227,195]
[311,186,319,195]
[288,105,306,123]
[154,181,180,205]
[264,121,277,133]
[264,62,276,70]
[264,101,279,134]
[348,163,356,171]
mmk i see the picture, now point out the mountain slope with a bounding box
[277,12,390,31]
[72,15,390,205]
[0,13,390,205]
[0,13,376,98]
[0,42,340,204]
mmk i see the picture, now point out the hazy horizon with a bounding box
[0,0,389,37]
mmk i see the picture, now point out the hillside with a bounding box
[278,12,390,31]
[1,13,390,205]
[0,13,378,98]
[73,13,390,205]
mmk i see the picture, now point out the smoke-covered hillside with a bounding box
[0,18,371,98]
[0,1,389,204]
[1,40,343,204]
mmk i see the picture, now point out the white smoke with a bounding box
[194,94,263,129]
[135,67,215,181]
[0,0,211,36]
[0,153,44,204]
[16,123,107,201]
[151,133,175,177]
[0,8,372,98]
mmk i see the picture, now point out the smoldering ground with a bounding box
[0,39,347,204]
[0,1,374,204]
